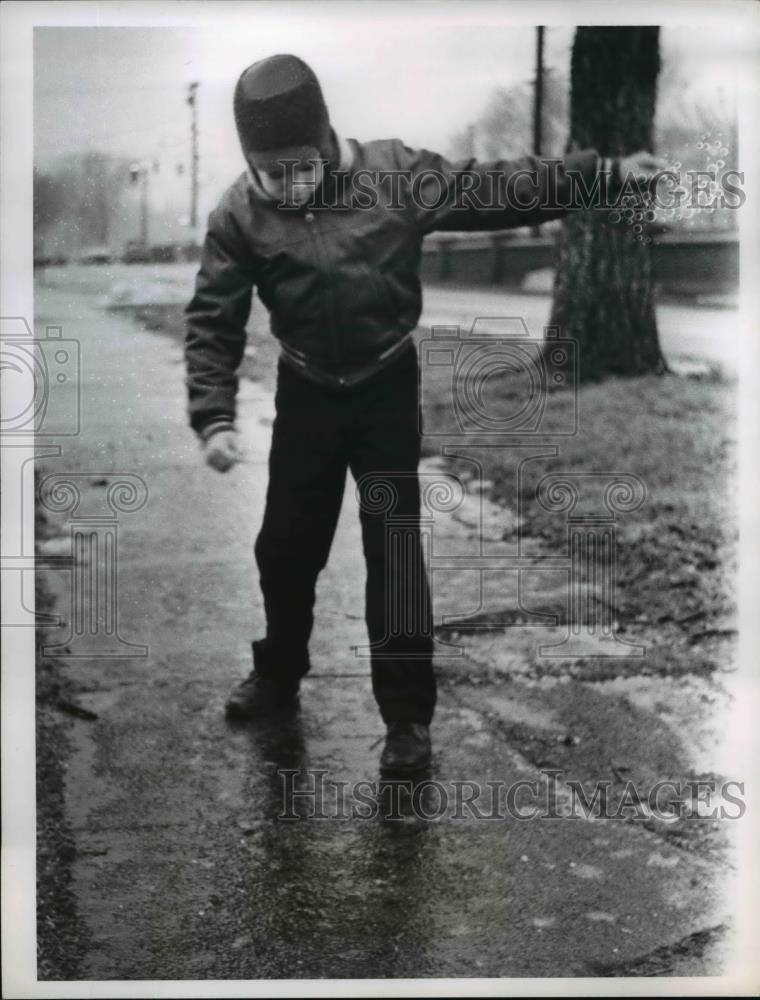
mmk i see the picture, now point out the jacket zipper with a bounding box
[302,209,343,372]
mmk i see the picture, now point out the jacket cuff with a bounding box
[199,419,236,443]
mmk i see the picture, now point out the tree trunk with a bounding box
[549,27,668,380]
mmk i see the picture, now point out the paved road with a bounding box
[97,260,740,372]
[34,268,737,980]
[421,286,739,372]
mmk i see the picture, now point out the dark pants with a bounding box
[253,344,436,725]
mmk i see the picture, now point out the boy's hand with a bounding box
[616,151,669,185]
[204,429,242,473]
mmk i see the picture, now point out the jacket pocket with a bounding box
[361,264,398,320]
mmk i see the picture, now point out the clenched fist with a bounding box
[204,429,242,473]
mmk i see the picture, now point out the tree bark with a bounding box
[549,27,668,380]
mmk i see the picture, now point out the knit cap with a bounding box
[233,54,331,167]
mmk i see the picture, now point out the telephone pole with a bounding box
[129,162,150,247]
[532,26,545,237]
[140,167,149,246]
[533,26,544,158]
[187,82,199,235]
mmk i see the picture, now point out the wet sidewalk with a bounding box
[34,276,735,980]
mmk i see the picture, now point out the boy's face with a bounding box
[247,150,325,207]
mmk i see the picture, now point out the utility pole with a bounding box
[187,82,199,235]
[129,161,150,247]
[140,167,149,246]
[532,26,545,238]
[533,26,544,157]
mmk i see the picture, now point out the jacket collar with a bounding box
[245,131,354,203]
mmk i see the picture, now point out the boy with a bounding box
[184,53,660,773]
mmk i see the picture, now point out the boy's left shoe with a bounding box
[380,722,432,773]
[225,671,299,719]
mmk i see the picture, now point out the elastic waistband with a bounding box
[278,333,415,388]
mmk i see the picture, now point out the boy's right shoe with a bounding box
[379,722,432,773]
[224,672,300,720]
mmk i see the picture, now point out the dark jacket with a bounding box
[184,135,603,438]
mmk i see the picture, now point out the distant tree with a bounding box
[76,151,124,247]
[33,168,66,235]
[654,61,738,233]
[549,27,667,381]
[34,152,132,253]
[448,67,569,162]
[655,60,738,171]
[480,67,569,159]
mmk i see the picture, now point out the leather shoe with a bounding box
[379,722,432,773]
[224,672,299,720]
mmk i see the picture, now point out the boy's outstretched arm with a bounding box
[185,200,257,471]
[395,142,664,233]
